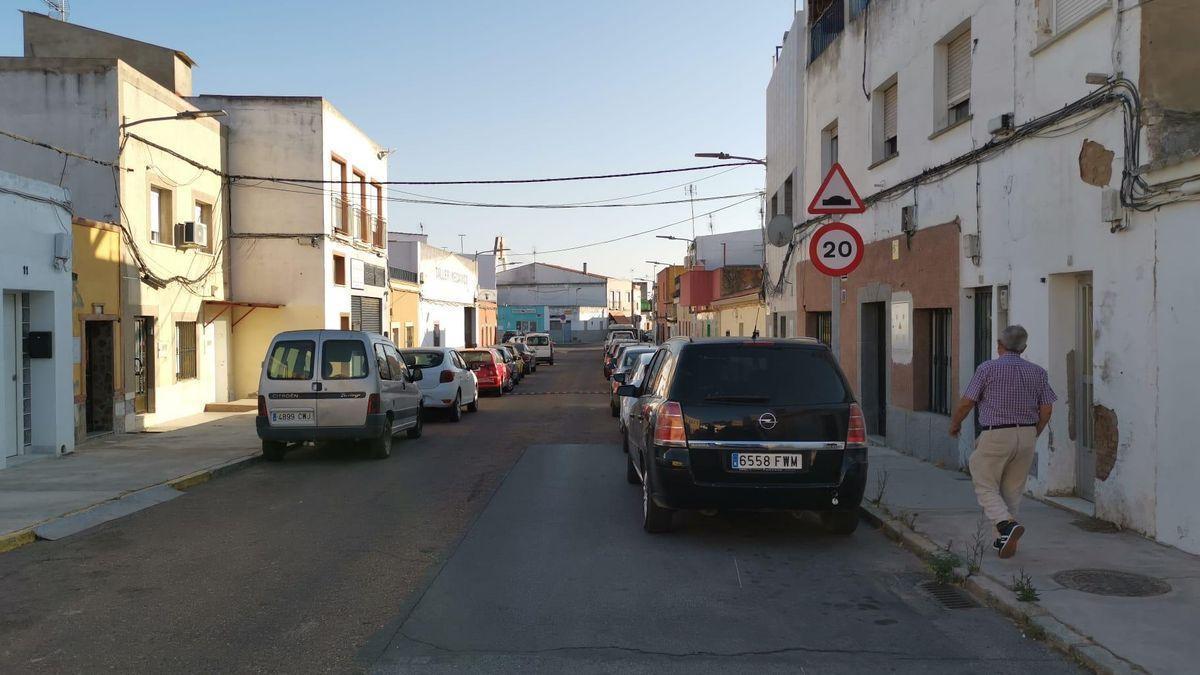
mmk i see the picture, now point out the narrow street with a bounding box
[0,347,1073,673]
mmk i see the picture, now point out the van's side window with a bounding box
[374,343,392,380]
[267,340,315,380]
[322,340,369,379]
[383,344,406,379]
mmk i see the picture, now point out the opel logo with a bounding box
[758,412,778,430]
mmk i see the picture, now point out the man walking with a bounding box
[950,325,1055,559]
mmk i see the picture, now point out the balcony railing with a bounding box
[374,216,386,248]
[389,266,418,284]
[331,195,351,235]
[809,0,845,64]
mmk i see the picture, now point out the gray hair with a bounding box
[1000,325,1029,353]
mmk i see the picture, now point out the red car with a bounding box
[460,348,512,395]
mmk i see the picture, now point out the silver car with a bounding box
[256,330,424,461]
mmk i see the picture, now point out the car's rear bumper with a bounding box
[256,414,387,442]
[649,452,868,511]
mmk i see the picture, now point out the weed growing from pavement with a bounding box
[928,545,962,584]
[1018,615,1048,641]
[1012,569,1040,602]
[870,469,889,506]
[967,517,989,575]
[898,510,919,530]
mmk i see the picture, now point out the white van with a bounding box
[256,330,424,461]
[525,332,554,365]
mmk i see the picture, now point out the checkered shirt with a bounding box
[963,353,1057,426]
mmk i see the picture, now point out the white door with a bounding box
[2,293,18,458]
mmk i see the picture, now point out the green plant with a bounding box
[870,469,889,506]
[1018,615,1047,641]
[1012,569,1040,602]
[898,510,920,530]
[928,545,962,584]
[967,517,989,575]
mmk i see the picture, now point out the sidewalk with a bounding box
[0,411,260,552]
[864,446,1199,674]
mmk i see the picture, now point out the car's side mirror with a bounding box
[408,368,423,382]
[613,372,626,384]
[617,384,639,398]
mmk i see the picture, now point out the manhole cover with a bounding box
[1070,517,1120,533]
[918,580,978,609]
[1052,569,1171,597]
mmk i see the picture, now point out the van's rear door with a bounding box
[262,336,319,439]
[671,342,853,486]
[317,334,372,429]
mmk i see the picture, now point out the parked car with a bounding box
[525,332,554,365]
[512,342,537,373]
[398,347,479,422]
[495,344,524,384]
[607,324,636,343]
[460,348,510,395]
[617,352,655,431]
[501,331,521,343]
[618,337,867,534]
[256,330,423,461]
[610,345,656,416]
[604,341,637,380]
[505,334,527,344]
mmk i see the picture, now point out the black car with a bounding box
[618,337,867,534]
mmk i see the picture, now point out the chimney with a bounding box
[583,262,588,274]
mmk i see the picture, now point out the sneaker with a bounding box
[996,521,1025,559]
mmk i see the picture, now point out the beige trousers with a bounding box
[969,426,1037,527]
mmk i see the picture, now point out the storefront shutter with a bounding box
[946,32,971,105]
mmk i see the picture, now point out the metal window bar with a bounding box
[848,0,871,20]
[331,195,351,234]
[930,309,952,414]
[815,312,832,347]
[809,1,845,64]
[388,266,418,284]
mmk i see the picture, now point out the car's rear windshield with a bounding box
[267,340,315,380]
[401,351,444,369]
[321,340,369,379]
[610,331,634,340]
[460,350,493,366]
[527,335,549,346]
[621,348,654,369]
[672,343,849,406]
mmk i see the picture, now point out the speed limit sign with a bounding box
[809,222,864,277]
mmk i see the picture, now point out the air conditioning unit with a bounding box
[988,113,1015,136]
[175,221,208,249]
[963,233,981,260]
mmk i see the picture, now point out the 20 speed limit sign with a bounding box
[809,222,865,277]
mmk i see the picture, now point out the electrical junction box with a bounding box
[27,331,53,358]
[963,233,981,259]
[988,113,1014,135]
[1100,188,1122,222]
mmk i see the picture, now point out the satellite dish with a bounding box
[766,214,794,247]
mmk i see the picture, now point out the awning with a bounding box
[609,313,630,324]
[203,299,283,327]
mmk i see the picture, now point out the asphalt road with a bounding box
[0,346,1075,673]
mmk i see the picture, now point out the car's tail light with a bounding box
[367,393,381,414]
[257,395,267,416]
[439,369,455,384]
[653,401,687,448]
[847,403,867,446]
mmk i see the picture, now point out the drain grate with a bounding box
[1052,569,1170,597]
[919,581,978,609]
[1070,517,1120,533]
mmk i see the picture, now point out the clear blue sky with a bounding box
[1,1,796,280]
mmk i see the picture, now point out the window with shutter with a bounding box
[883,84,898,140]
[1054,0,1106,34]
[946,32,971,106]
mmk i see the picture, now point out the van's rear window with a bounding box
[527,335,549,346]
[267,340,315,380]
[459,350,493,366]
[321,340,369,380]
[401,351,444,369]
[672,344,849,406]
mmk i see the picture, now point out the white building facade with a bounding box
[776,0,1200,553]
[388,233,480,349]
[498,262,634,343]
[1,170,75,468]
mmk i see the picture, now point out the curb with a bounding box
[859,502,1144,674]
[0,453,260,557]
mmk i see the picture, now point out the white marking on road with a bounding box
[733,557,743,589]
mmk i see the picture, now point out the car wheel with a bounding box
[821,511,860,535]
[370,422,393,459]
[641,465,673,533]
[467,394,479,413]
[262,440,286,462]
[549,358,555,365]
[449,392,463,422]
[626,452,640,484]
[407,407,424,439]
[622,431,629,454]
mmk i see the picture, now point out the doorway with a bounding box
[860,302,887,436]
[973,287,993,434]
[85,321,115,433]
[463,306,477,348]
[133,316,155,414]
[2,293,18,458]
[1075,274,1096,501]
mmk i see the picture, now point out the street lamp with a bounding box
[694,151,766,165]
[645,260,671,266]
[120,109,227,130]
[655,235,694,243]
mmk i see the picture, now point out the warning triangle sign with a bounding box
[807,162,866,215]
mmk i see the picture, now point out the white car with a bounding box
[525,332,554,365]
[619,353,655,441]
[398,348,479,422]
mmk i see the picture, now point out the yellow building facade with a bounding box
[389,277,421,348]
[71,218,124,440]
[714,290,768,338]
